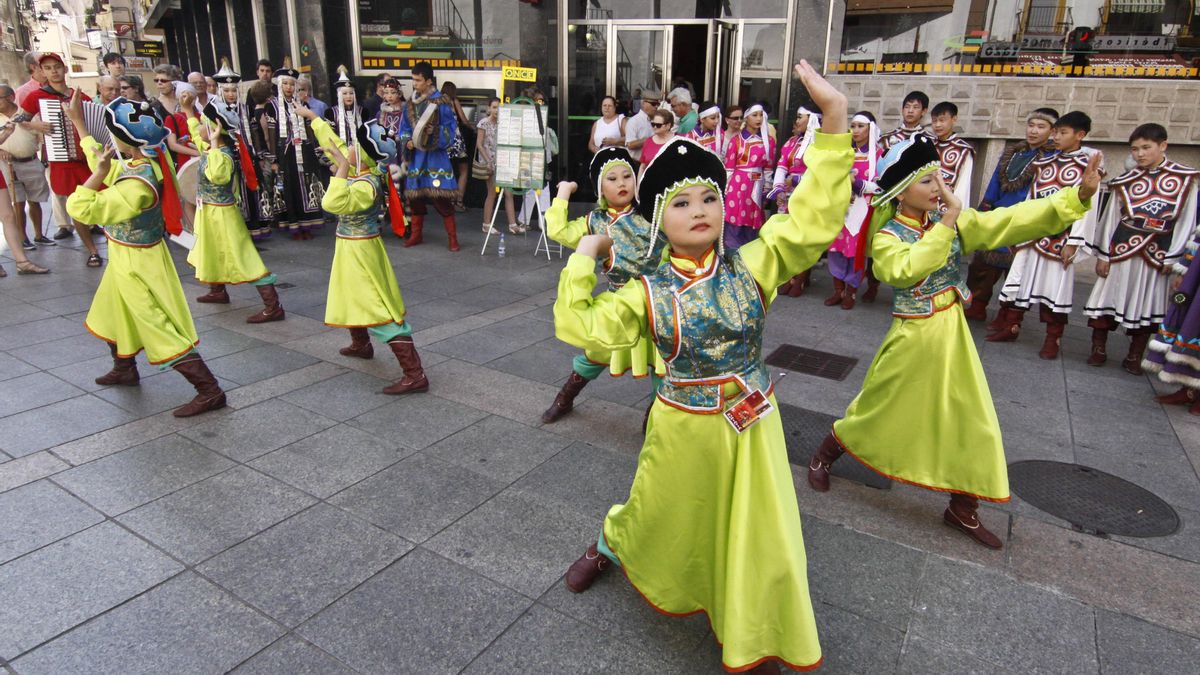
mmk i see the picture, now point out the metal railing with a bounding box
[1020,6,1074,35]
[431,0,478,60]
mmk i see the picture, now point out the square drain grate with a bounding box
[765,344,858,381]
[778,403,891,491]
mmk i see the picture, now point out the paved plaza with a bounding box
[1,213,1198,674]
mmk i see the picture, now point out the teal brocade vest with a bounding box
[198,146,237,206]
[105,161,164,246]
[587,208,666,290]
[643,253,770,413]
[880,216,971,318]
[336,173,383,238]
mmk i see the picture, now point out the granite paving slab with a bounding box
[117,465,316,564]
[53,434,234,515]
[426,488,599,597]
[909,555,1098,673]
[347,393,489,451]
[0,393,140,458]
[1095,609,1200,675]
[229,635,356,675]
[329,452,505,543]
[896,633,1001,675]
[249,424,409,498]
[207,344,321,386]
[0,451,69,493]
[511,441,638,518]
[297,548,530,675]
[0,522,183,659]
[197,503,411,627]
[0,371,82,418]
[179,398,338,462]
[10,573,282,675]
[0,351,41,382]
[423,415,572,483]
[0,480,103,563]
[462,604,668,674]
[279,370,397,422]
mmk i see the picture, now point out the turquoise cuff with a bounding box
[369,322,411,343]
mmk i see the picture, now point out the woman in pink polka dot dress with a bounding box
[722,104,777,251]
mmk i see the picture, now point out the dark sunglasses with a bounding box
[153,78,171,83]
[650,122,668,128]
[726,115,742,121]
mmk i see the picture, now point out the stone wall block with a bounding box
[1148,88,1174,104]
[1096,88,1121,103]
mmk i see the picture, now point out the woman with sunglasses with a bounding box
[721,104,743,156]
[637,109,675,175]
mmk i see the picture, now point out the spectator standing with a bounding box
[588,95,625,154]
[0,84,53,257]
[102,52,125,78]
[624,89,657,162]
[668,87,697,135]
[475,97,518,235]
[441,81,473,212]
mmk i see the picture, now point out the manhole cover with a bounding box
[778,404,891,490]
[1009,460,1179,537]
[766,345,858,381]
[275,282,296,289]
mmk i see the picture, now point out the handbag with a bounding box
[471,148,492,180]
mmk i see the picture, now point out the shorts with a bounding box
[49,161,91,197]
[0,158,51,202]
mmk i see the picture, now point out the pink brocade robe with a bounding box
[724,131,777,229]
[775,134,809,214]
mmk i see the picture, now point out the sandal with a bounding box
[86,254,103,268]
[483,224,499,234]
[509,223,527,235]
[16,261,49,275]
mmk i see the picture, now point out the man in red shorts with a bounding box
[15,52,103,267]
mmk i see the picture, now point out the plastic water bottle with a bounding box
[498,234,506,258]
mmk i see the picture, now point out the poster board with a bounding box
[494,102,547,192]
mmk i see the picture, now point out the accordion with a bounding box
[39,98,111,162]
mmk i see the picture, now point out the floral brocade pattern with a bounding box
[587,208,664,289]
[106,162,165,246]
[198,146,237,206]
[643,253,770,413]
[336,174,384,238]
[880,216,972,318]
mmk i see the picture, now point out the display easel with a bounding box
[480,96,561,260]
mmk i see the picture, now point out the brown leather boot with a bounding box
[382,336,429,395]
[986,307,1024,342]
[542,371,590,424]
[339,327,374,359]
[746,661,782,674]
[565,543,610,593]
[1123,332,1151,375]
[861,276,880,303]
[788,270,810,297]
[777,278,794,296]
[1086,327,1108,366]
[1038,321,1065,360]
[1155,387,1196,406]
[444,214,460,252]
[246,283,286,323]
[196,284,230,304]
[95,343,139,386]
[807,433,845,492]
[403,214,424,247]
[824,279,845,306]
[944,494,1003,549]
[986,302,1011,332]
[841,285,857,310]
[171,356,227,417]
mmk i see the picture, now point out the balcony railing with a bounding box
[1020,6,1073,35]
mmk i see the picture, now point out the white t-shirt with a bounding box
[624,110,653,162]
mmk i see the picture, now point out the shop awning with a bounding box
[1108,0,1166,13]
[847,0,955,15]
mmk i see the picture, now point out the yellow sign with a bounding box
[502,66,537,82]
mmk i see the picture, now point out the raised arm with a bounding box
[553,248,648,353]
[545,182,588,248]
[957,187,1092,254]
[738,131,853,292]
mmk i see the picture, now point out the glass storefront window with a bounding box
[570,0,787,20]
[260,0,291,68]
[835,0,1200,79]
